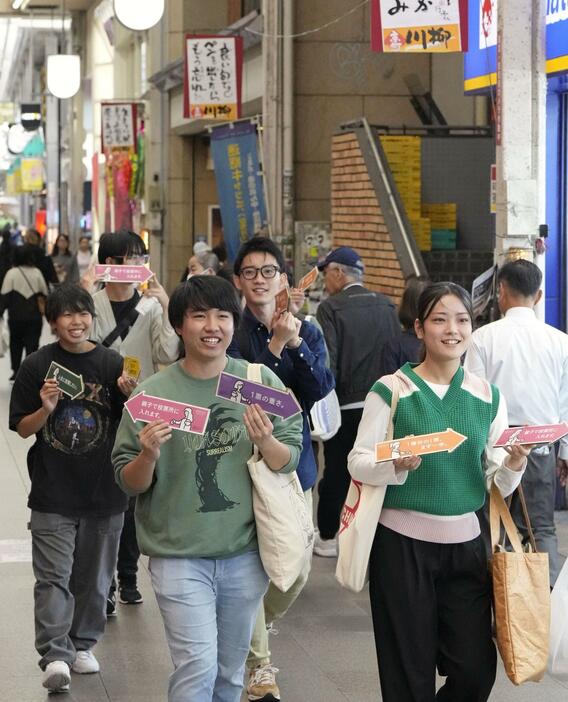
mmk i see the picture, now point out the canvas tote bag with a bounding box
[335,374,400,593]
[490,481,550,684]
[246,363,314,592]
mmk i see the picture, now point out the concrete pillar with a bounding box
[495,0,546,269]
[44,34,59,233]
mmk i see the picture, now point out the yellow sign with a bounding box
[20,158,43,192]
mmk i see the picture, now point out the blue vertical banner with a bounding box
[210,121,267,262]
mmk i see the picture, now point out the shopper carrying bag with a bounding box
[247,363,314,592]
[490,482,550,685]
[335,374,400,592]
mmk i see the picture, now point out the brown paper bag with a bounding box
[490,482,550,685]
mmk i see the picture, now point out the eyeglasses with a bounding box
[239,265,280,280]
[114,254,149,265]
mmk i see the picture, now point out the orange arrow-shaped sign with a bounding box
[375,429,467,463]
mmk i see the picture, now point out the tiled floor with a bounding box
[1,329,567,700]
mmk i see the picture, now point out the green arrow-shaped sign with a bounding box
[44,361,85,400]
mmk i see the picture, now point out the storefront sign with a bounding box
[20,158,43,192]
[184,35,243,120]
[101,103,137,151]
[371,0,468,53]
[210,121,267,261]
[465,1,568,92]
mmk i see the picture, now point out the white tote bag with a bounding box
[247,363,314,592]
[548,555,568,680]
[335,375,400,592]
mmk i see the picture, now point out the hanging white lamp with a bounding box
[47,54,81,99]
[114,0,165,31]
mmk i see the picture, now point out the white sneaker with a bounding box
[42,660,71,692]
[71,650,100,674]
[313,529,338,557]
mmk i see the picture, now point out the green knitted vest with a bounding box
[372,363,499,516]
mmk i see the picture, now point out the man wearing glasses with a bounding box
[91,230,179,614]
[229,237,335,702]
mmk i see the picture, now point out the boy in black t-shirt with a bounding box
[9,284,135,694]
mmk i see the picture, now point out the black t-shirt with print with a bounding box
[9,342,128,517]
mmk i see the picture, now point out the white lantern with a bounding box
[114,0,165,31]
[46,54,81,99]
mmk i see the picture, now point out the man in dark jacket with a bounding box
[228,236,335,702]
[315,247,400,556]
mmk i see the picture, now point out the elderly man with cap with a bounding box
[314,246,400,556]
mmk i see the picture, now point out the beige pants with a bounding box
[247,490,313,668]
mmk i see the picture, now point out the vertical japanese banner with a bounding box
[101,102,138,232]
[184,35,243,120]
[210,121,267,262]
[371,0,468,53]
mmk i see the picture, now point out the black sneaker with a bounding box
[119,585,143,605]
[106,592,117,617]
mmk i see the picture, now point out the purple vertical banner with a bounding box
[210,121,267,261]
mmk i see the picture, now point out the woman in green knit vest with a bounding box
[348,282,531,702]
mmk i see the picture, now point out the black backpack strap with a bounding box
[102,294,140,348]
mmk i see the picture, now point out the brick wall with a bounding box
[331,132,405,305]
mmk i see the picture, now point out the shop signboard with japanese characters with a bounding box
[465,1,568,93]
[371,0,468,53]
[184,35,243,120]
[101,103,136,151]
[210,120,267,261]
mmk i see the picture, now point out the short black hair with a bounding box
[233,237,285,276]
[14,244,38,267]
[168,276,242,332]
[45,284,96,323]
[498,259,542,298]
[97,230,147,264]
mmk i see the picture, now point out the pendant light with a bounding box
[46,0,81,99]
[114,0,165,31]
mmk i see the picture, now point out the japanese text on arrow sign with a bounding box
[125,392,210,435]
[94,264,154,284]
[44,361,85,400]
[375,428,467,463]
[216,371,302,420]
[297,266,318,293]
[494,423,568,448]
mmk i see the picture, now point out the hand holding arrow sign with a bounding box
[125,392,210,435]
[494,423,568,448]
[95,264,154,284]
[375,428,467,463]
[44,361,85,400]
[216,371,301,420]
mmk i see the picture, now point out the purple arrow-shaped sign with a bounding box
[95,264,154,284]
[216,372,302,420]
[125,392,210,435]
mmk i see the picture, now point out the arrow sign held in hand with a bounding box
[125,392,210,435]
[375,428,467,463]
[494,423,568,448]
[216,371,301,420]
[95,264,154,284]
[44,361,84,400]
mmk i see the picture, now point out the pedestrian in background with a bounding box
[180,250,220,282]
[1,244,48,380]
[76,236,94,280]
[51,234,79,284]
[314,247,400,557]
[349,282,529,701]
[24,229,58,290]
[464,258,568,585]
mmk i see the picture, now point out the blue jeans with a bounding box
[150,551,268,702]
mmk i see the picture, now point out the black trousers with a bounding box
[110,497,140,593]
[317,408,363,540]
[9,317,42,373]
[369,526,496,702]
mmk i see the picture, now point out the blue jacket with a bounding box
[227,307,335,490]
